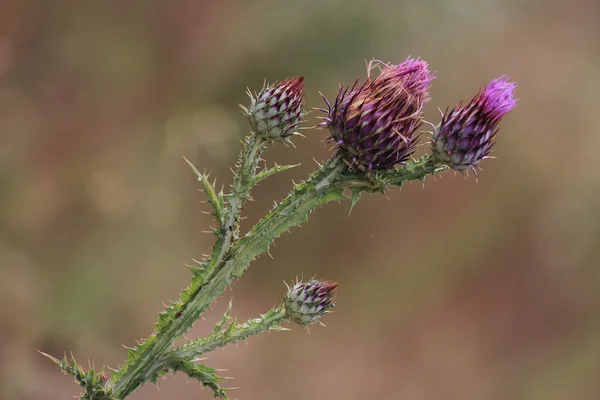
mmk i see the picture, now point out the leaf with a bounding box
[39,352,114,399]
[212,300,233,334]
[168,359,229,399]
[183,157,225,227]
[348,187,362,215]
[255,163,300,184]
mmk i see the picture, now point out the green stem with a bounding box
[173,306,287,361]
[113,153,445,398]
[162,360,228,398]
[226,154,446,279]
[113,135,266,398]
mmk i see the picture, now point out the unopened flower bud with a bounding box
[284,279,338,326]
[243,77,305,141]
[432,76,517,171]
[320,58,434,170]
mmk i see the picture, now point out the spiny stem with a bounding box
[113,154,444,398]
[206,134,267,276]
[171,306,287,361]
[113,135,266,398]
[162,359,229,398]
[227,155,445,279]
[337,155,446,190]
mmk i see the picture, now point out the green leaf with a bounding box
[212,300,233,334]
[168,359,229,399]
[348,187,362,215]
[255,163,300,184]
[183,157,225,227]
[40,352,114,399]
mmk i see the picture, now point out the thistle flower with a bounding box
[243,77,305,141]
[432,76,517,171]
[320,58,434,170]
[284,279,338,326]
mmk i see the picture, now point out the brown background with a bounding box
[1,1,599,399]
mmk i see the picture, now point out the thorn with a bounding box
[38,351,61,365]
[182,156,201,179]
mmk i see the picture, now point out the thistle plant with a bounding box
[43,57,516,399]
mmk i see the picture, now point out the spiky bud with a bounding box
[243,77,305,141]
[432,76,517,171]
[320,58,434,170]
[284,279,338,326]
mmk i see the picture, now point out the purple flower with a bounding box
[320,58,434,171]
[432,76,517,171]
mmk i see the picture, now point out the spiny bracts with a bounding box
[320,58,434,170]
[432,76,517,171]
[284,279,338,326]
[243,77,305,141]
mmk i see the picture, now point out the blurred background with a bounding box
[1,1,599,399]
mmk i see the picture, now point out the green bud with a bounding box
[243,77,305,141]
[284,279,338,326]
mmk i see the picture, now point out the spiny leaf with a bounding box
[168,359,229,399]
[183,157,225,227]
[225,317,238,336]
[187,260,211,281]
[348,187,362,215]
[40,352,113,399]
[212,300,233,334]
[39,351,62,366]
[255,163,300,184]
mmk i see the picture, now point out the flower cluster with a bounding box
[312,59,516,171]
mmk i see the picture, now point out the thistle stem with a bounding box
[113,135,267,398]
[113,153,444,398]
[172,306,288,361]
[337,155,445,190]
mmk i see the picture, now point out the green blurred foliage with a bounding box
[0,1,599,399]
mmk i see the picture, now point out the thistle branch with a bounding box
[112,134,267,398]
[112,152,445,398]
[39,351,113,400]
[162,358,229,399]
[172,306,288,361]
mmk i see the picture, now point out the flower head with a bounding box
[432,76,517,170]
[284,279,338,326]
[320,58,434,170]
[243,77,305,141]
